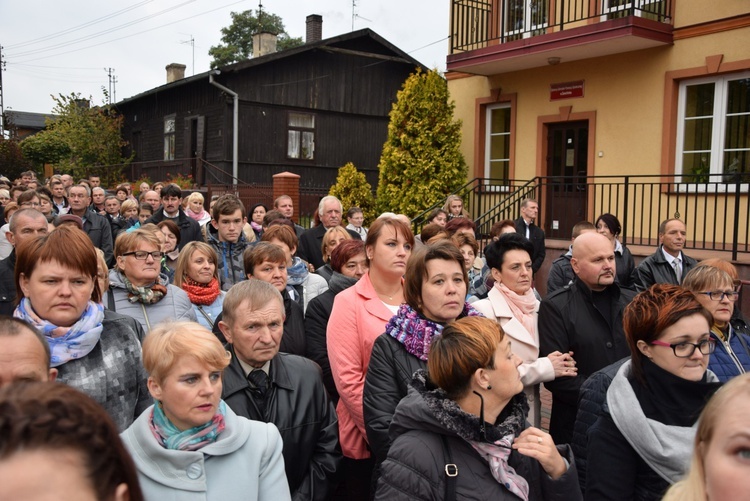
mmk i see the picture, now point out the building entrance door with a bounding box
[545,121,588,239]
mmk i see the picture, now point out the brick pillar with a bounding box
[273,172,300,223]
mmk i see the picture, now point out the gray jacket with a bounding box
[122,403,291,501]
[56,310,151,431]
[107,269,197,333]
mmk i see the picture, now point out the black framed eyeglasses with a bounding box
[122,251,163,260]
[651,338,716,358]
[697,291,739,302]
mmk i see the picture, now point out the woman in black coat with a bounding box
[376,316,580,500]
[305,240,368,403]
[364,241,481,464]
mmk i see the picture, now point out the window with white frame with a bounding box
[163,115,176,161]
[504,0,548,39]
[676,72,750,183]
[485,104,511,182]
[287,112,315,160]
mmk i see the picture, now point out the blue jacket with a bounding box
[707,318,750,382]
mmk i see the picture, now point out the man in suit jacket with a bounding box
[632,218,697,291]
[515,198,546,274]
[297,196,360,270]
[145,184,201,250]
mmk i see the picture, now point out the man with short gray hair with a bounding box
[0,209,49,316]
[0,317,58,387]
[219,280,341,500]
[67,184,114,266]
[298,195,361,269]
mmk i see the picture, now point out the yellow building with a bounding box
[446,0,749,247]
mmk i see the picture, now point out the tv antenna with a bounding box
[180,34,195,75]
[352,0,372,31]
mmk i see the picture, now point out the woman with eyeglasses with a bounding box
[683,264,750,382]
[375,316,581,501]
[107,228,196,333]
[583,284,722,501]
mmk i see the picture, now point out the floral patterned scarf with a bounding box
[385,302,482,361]
[150,400,227,451]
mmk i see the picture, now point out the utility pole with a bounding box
[113,75,118,104]
[0,45,6,137]
[104,67,115,105]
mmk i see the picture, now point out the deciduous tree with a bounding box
[376,69,467,218]
[20,93,130,187]
[209,9,303,68]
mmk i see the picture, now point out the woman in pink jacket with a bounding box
[327,216,414,499]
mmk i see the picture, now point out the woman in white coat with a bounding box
[473,233,577,427]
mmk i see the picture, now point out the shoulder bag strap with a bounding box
[441,435,458,501]
[196,305,215,329]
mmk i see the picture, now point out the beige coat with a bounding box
[473,286,554,427]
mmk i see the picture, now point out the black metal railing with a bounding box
[451,0,673,52]
[421,175,749,260]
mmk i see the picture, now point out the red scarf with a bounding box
[182,276,221,305]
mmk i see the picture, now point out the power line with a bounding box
[5,0,154,50]
[9,0,246,64]
[7,0,197,58]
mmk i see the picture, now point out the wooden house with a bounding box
[115,22,426,189]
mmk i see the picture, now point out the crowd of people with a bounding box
[0,170,748,501]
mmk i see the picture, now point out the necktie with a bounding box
[673,258,682,283]
[247,370,269,413]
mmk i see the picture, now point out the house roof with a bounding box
[116,28,427,105]
[4,110,56,130]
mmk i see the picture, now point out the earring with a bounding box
[487,385,492,390]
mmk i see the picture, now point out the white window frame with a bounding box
[675,71,750,193]
[287,112,315,160]
[484,103,512,192]
[163,115,176,161]
[503,0,549,39]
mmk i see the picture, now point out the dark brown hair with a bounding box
[404,241,468,314]
[444,217,476,236]
[0,382,144,501]
[365,217,415,265]
[243,242,286,277]
[330,239,365,273]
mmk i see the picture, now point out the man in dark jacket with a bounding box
[298,196,360,270]
[219,280,341,501]
[514,198,545,274]
[633,218,697,291]
[0,209,49,316]
[67,184,114,267]
[539,232,634,445]
[145,184,201,249]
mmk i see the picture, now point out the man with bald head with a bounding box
[0,317,57,387]
[143,190,161,211]
[538,232,635,444]
[0,209,49,316]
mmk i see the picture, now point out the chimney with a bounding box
[306,14,323,44]
[166,63,186,83]
[252,32,278,58]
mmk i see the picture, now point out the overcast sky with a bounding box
[1,0,449,115]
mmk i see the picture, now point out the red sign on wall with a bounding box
[550,80,585,100]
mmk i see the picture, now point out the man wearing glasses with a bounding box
[633,218,697,291]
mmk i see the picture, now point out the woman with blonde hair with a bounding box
[121,321,290,500]
[107,228,196,333]
[663,372,750,501]
[443,194,470,220]
[174,241,225,330]
[316,226,353,282]
[683,263,750,381]
[185,192,211,226]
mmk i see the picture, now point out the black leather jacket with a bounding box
[222,349,342,501]
[0,250,17,316]
[633,246,697,292]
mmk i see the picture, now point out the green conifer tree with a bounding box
[376,69,467,217]
[329,162,377,225]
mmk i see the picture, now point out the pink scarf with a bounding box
[470,437,529,500]
[185,207,206,222]
[495,283,537,338]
